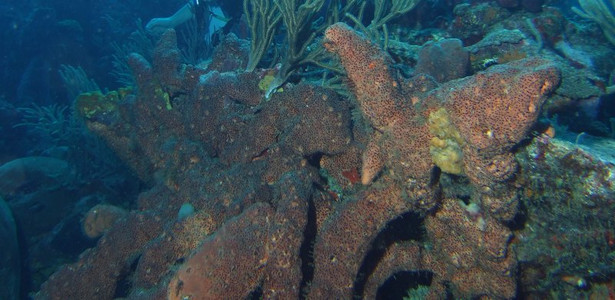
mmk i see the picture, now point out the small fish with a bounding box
[561,275,588,289]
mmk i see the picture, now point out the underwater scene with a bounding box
[1,0,615,299]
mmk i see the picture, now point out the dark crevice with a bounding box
[443,282,455,299]
[514,120,549,152]
[458,194,471,205]
[304,152,324,169]
[352,211,425,298]
[504,197,528,231]
[429,166,441,187]
[376,270,433,299]
[247,286,263,300]
[174,257,185,265]
[113,254,141,298]
[250,147,269,161]
[299,193,317,299]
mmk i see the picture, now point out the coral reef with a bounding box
[32,10,614,299]
[37,212,164,299]
[320,22,558,298]
[82,204,128,239]
[414,38,470,82]
[168,203,275,299]
[4,0,613,298]
[515,136,615,297]
[323,22,559,213]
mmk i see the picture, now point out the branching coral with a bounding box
[14,103,72,143]
[346,0,422,49]
[244,0,423,98]
[243,0,282,72]
[270,0,328,88]
[58,64,100,100]
[573,0,615,45]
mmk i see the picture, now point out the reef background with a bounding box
[0,0,614,299]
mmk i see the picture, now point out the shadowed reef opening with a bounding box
[376,270,433,299]
[299,193,318,299]
[352,211,426,298]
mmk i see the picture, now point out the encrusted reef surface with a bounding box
[35,24,614,299]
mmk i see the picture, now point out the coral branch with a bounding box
[573,0,615,45]
[243,0,282,71]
